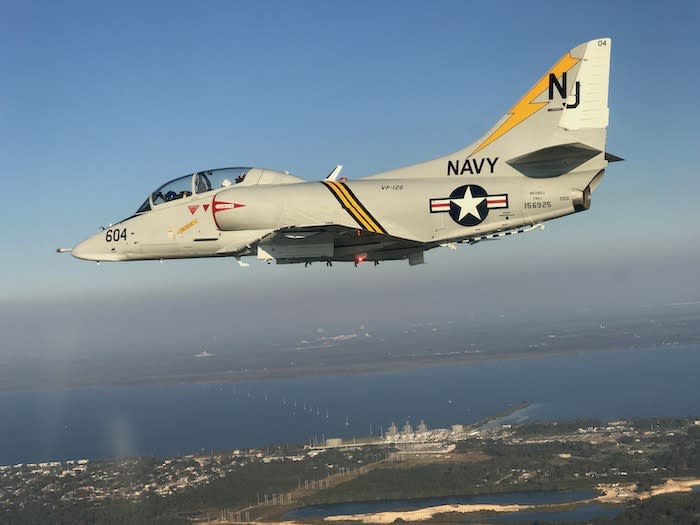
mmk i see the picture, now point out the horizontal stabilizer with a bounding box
[605,152,624,162]
[507,142,601,178]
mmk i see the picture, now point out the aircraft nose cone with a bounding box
[71,240,91,260]
[71,237,102,261]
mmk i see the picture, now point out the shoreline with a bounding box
[2,341,697,393]
[314,478,700,523]
[323,503,533,523]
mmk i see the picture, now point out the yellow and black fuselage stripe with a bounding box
[322,180,387,235]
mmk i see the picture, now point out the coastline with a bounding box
[2,341,696,393]
[314,478,700,523]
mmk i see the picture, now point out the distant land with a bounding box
[2,304,699,391]
[3,412,700,524]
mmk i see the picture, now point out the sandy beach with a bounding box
[324,503,532,523]
[597,477,700,503]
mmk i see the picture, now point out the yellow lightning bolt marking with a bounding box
[472,53,581,154]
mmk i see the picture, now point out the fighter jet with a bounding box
[61,38,619,267]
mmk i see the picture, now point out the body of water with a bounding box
[482,502,620,523]
[283,489,601,519]
[1,344,698,464]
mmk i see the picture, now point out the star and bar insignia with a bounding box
[430,184,508,227]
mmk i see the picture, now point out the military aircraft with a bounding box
[60,38,619,267]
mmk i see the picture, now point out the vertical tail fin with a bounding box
[367,38,613,180]
[471,37,611,159]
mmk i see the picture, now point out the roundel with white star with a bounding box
[429,185,509,227]
[448,185,489,226]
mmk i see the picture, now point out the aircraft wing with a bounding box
[256,225,427,264]
[254,222,547,264]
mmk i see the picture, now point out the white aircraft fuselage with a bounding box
[66,38,618,267]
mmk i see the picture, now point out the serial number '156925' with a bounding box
[524,201,552,209]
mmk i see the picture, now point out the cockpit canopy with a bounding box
[135,167,303,213]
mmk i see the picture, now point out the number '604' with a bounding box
[105,228,127,242]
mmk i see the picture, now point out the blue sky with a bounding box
[1,1,699,363]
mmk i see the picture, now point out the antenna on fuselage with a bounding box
[325,165,343,181]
